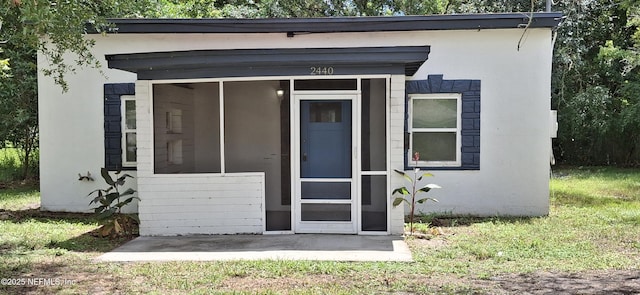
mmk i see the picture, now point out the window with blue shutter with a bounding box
[405,75,480,170]
[104,83,136,171]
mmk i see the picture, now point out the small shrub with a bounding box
[87,168,139,237]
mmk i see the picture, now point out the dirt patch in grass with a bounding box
[406,230,640,294]
[409,236,449,250]
[8,266,639,294]
[484,270,640,295]
[218,273,470,294]
[219,274,340,293]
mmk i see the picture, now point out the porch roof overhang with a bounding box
[105,46,431,80]
[102,13,563,34]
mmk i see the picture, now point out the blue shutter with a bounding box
[405,75,481,170]
[104,83,135,171]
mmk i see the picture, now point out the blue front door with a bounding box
[296,97,356,233]
[301,100,351,178]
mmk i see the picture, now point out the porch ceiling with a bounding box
[105,46,430,80]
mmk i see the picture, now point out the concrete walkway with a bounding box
[97,234,412,262]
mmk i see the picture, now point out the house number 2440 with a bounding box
[310,67,334,75]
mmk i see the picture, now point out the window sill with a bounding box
[404,165,479,171]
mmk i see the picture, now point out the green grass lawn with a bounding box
[0,167,639,294]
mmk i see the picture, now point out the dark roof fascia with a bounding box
[101,12,562,34]
[105,46,430,79]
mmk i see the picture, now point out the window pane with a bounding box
[125,132,136,162]
[154,82,221,173]
[125,100,136,129]
[301,204,351,221]
[362,79,386,171]
[413,132,457,162]
[294,79,357,90]
[309,102,342,122]
[301,182,351,200]
[412,99,457,128]
[224,80,292,228]
[361,175,387,231]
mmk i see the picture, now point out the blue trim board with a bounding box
[405,75,481,171]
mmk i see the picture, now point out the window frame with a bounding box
[121,95,137,167]
[408,93,462,167]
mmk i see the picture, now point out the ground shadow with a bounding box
[413,214,540,228]
[0,207,135,253]
[1,207,97,225]
[551,189,639,208]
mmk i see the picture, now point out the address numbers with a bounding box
[310,67,334,75]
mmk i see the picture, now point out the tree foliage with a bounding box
[1,0,151,91]
[549,0,640,165]
[146,0,450,18]
[0,0,151,179]
[2,0,640,175]
[440,0,640,166]
[0,7,38,179]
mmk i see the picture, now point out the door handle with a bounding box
[303,153,307,162]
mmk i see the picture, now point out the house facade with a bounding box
[38,13,562,236]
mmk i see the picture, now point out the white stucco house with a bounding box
[38,13,562,236]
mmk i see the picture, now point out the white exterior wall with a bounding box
[38,27,553,235]
[409,29,553,216]
[37,42,138,213]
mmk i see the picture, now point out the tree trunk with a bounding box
[20,127,32,180]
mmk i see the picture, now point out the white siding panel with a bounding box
[142,215,261,226]
[138,183,262,192]
[143,204,262,214]
[137,173,265,236]
[145,193,261,203]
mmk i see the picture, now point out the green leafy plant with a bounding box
[392,152,441,235]
[87,168,139,237]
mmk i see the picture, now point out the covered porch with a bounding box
[107,46,429,236]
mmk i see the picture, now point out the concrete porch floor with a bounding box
[96,234,413,262]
